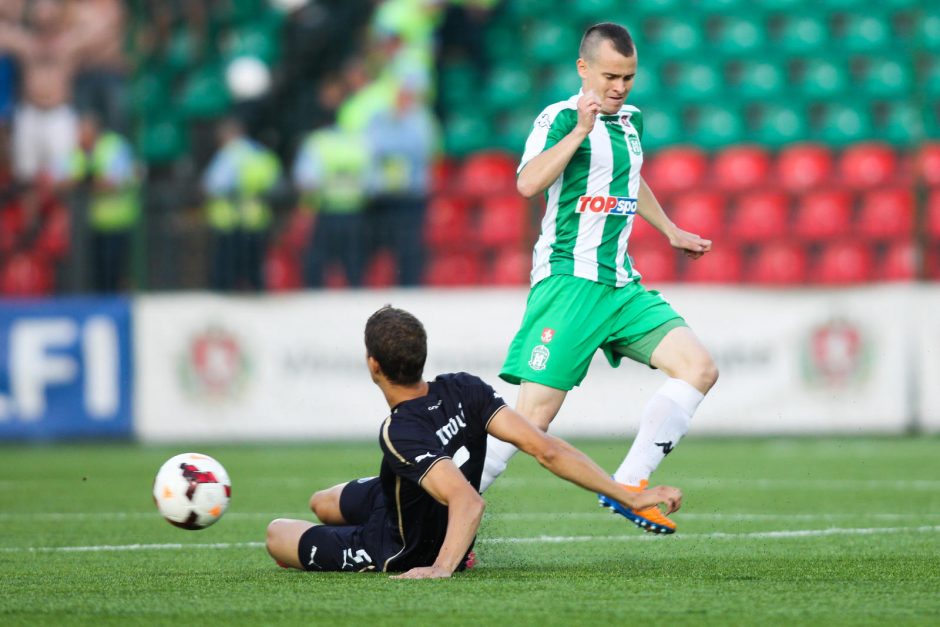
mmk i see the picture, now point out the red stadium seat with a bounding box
[486,248,530,286]
[629,242,677,283]
[0,201,26,256]
[279,209,316,254]
[814,241,874,284]
[264,247,302,292]
[776,144,833,192]
[712,145,772,192]
[793,189,854,242]
[644,147,709,196]
[916,143,940,187]
[748,242,809,285]
[34,204,71,260]
[364,249,398,288]
[927,190,940,240]
[670,191,726,238]
[683,246,743,283]
[431,158,458,195]
[839,143,898,189]
[478,194,530,248]
[856,188,914,241]
[459,151,518,198]
[424,251,483,287]
[0,252,54,296]
[877,241,917,282]
[629,214,659,243]
[424,194,472,250]
[729,190,790,243]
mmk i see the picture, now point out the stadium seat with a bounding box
[683,246,743,283]
[629,242,677,283]
[364,249,398,289]
[838,14,892,54]
[814,241,874,284]
[917,9,940,52]
[478,194,530,249]
[430,159,458,196]
[877,241,917,282]
[667,61,723,103]
[774,14,829,55]
[730,59,786,102]
[137,118,187,164]
[839,143,898,189]
[859,56,914,100]
[752,103,811,148]
[0,252,54,296]
[0,202,25,256]
[486,248,530,286]
[443,113,491,157]
[776,144,834,191]
[729,190,790,243]
[178,66,230,119]
[878,101,925,147]
[638,106,684,150]
[279,209,315,254]
[856,188,914,241]
[926,190,940,240]
[627,64,664,107]
[424,194,472,250]
[712,145,772,192]
[793,189,853,242]
[647,16,705,59]
[915,143,940,187]
[748,242,808,285]
[629,214,660,244]
[687,105,746,149]
[525,22,581,65]
[484,66,533,113]
[643,147,709,196]
[815,103,874,148]
[264,247,302,292]
[796,58,850,101]
[459,152,518,198]
[670,192,726,238]
[424,251,483,287]
[712,16,765,57]
[34,204,70,260]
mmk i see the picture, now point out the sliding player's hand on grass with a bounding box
[391,565,452,580]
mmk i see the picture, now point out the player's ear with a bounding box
[576,58,588,79]
[366,355,382,378]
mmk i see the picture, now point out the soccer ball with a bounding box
[152,453,231,530]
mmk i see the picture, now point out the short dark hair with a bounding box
[364,306,427,385]
[579,22,635,61]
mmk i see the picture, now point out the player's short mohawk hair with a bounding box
[365,306,427,386]
[580,22,635,60]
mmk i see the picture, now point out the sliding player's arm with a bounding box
[391,460,485,580]
[487,406,682,514]
[636,176,712,260]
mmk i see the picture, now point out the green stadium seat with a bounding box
[484,66,534,113]
[570,0,619,23]
[837,14,892,54]
[505,0,557,21]
[774,15,830,55]
[539,67,580,105]
[165,29,200,75]
[138,119,187,164]
[225,23,280,64]
[878,102,925,146]
[178,67,230,119]
[130,74,169,119]
[439,64,479,111]
[759,0,810,12]
[918,11,940,53]
[483,26,518,63]
[730,59,786,102]
[924,57,940,100]
[646,16,704,60]
[640,106,684,151]
[444,113,492,157]
[525,22,581,65]
[712,16,766,57]
[797,58,850,101]
[819,0,869,11]
[697,0,749,12]
[668,61,723,103]
[629,0,683,17]
[627,65,664,107]
[688,105,747,150]
[814,102,875,146]
[752,103,810,147]
[496,109,537,154]
[858,56,914,100]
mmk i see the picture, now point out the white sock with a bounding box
[613,378,704,487]
[479,435,519,493]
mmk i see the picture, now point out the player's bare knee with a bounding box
[265,519,285,552]
[309,490,326,515]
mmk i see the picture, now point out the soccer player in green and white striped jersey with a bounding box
[480,22,719,535]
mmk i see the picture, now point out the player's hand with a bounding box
[390,565,453,580]
[627,485,683,515]
[669,227,712,260]
[575,90,602,135]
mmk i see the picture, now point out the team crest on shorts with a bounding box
[541,327,555,343]
[529,345,550,371]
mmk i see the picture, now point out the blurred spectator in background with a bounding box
[0,1,20,131]
[69,0,129,133]
[58,112,138,293]
[293,119,373,288]
[203,118,281,291]
[367,75,436,285]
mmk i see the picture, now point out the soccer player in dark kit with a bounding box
[265,306,682,579]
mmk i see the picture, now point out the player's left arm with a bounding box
[390,460,485,580]
[636,176,712,260]
[487,407,682,514]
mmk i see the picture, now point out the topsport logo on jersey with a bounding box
[576,196,637,216]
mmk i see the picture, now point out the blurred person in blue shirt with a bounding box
[366,74,436,286]
[203,118,281,291]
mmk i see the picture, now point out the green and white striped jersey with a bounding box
[519,93,645,288]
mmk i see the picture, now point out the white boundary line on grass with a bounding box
[2,525,939,554]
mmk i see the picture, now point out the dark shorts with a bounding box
[297,477,399,573]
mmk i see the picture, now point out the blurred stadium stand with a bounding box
[0,0,937,294]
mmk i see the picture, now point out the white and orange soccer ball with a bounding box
[152,453,231,530]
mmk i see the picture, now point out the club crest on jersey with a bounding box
[541,328,555,343]
[529,345,550,371]
[577,195,637,216]
[627,134,641,155]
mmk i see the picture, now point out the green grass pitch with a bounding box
[1,438,939,625]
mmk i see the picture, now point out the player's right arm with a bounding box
[516,91,601,198]
[487,406,682,513]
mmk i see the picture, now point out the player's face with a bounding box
[577,40,638,115]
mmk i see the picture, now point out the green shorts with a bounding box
[500,274,686,391]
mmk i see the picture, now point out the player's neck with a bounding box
[379,380,430,409]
